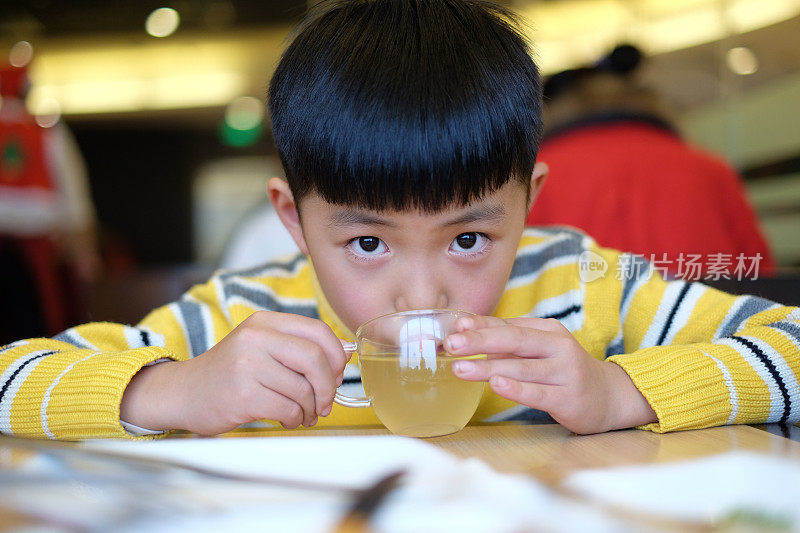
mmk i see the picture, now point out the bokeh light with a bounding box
[224,96,263,130]
[220,96,264,147]
[9,41,34,67]
[726,46,759,75]
[33,97,61,128]
[146,8,180,38]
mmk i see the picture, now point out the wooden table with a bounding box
[3,423,800,531]
[222,422,800,486]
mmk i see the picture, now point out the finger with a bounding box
[246,387,309,430]
[454,315,505,333]
[488,375,560,413]
[265,334,338,417]
[445,325,567,358]
[503,317,569,334]
[455,315,567,335]
[255,360,319,427]
[249,311,348,376]
[451,357,561,385]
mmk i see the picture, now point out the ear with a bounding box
[527,161,549,212]
[267,177,310,255]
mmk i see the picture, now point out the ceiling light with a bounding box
[9,41,34,67]
[726,46,759,75]
[146,8,180,38]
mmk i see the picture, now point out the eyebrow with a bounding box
[442,204,507,227]
[327,203,507,229]
[328,211,398,228]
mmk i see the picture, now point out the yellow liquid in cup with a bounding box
[359,352,485,437]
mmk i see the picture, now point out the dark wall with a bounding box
[69,119,272,267]
[71,123,201,264]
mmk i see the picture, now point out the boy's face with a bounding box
[270,165,546,334]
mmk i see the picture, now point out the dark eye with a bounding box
[347,236,387,258]
[358,236,380,252]
[450,232,489,255]
[456,233,477,249]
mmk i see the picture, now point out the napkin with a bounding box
[563,451,800,528]
[2,435,626,532]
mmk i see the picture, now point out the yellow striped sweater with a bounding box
[1,227,798,440]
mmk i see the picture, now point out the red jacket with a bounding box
[527,117,775,278]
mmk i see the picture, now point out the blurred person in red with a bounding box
[527,45,775,279]
[0,62,101,343]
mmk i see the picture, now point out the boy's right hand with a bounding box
[120,311,348,436]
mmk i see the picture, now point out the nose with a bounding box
[394,271,449,312]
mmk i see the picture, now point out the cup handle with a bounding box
[334,340,371,408]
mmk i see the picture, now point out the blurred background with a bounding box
[0,0,799,335]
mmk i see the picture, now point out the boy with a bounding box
[1,0,798,440]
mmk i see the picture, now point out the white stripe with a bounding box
[620,273,649,326]
[0,349,52,400]
[506,254,577,291]
[659,283,707,345]
[41,352,99,439]
[168,302,191,354]
[140,326,166,348]
[200,302,216,351]
[638,282,688,350]
[739,335,800,424]
[527,289,585,333]
[214,276,233,324]
[120,420,167,436]
[124,326,144,349]
[0,351,52,433]
[700,350,738,424]
[124,325,165,350]
[0,340,28,355]
[716,338,785,423]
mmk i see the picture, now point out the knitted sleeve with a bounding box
[0,274,232,440]
[603,249,799,432]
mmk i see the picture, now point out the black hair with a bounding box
[543,44,642,100]
[268,0,542,212]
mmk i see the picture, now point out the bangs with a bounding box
[268,0,542,211]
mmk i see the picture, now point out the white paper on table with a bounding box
[563,451,800,528]
[1,435,628,533]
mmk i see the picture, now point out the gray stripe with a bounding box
[770,320,800,346]
[717,296,777,339]
[529,226,586,240]
[620,254,652,308]
[52,330,94,350]
[219,253,307,282]
[175,300,210,357]
[498,408,556,424]
[605,335,625,358]
[223,281,319,318]
[510,235,584,280]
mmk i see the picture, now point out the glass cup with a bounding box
[334,309,485,437]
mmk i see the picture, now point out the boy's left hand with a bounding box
[444,316,657,434]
